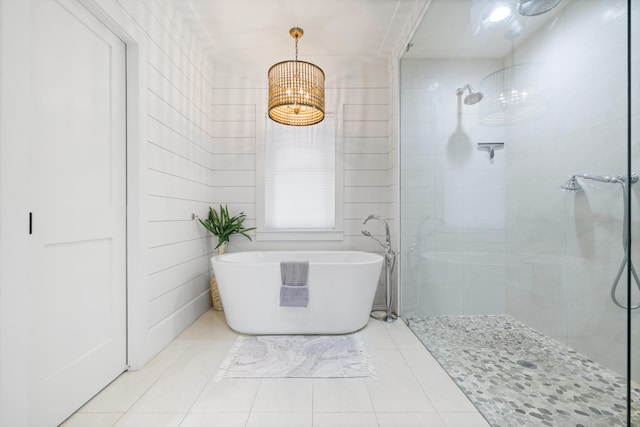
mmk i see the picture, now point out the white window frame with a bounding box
[256,113,343,241]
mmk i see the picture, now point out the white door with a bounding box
[27,0,127,425]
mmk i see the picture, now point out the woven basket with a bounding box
[209,276,223,311]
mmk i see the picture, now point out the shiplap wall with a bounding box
[135,0,215,359]
[209,65,394,306]
[80,0,216,364]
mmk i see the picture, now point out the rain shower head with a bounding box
[464,91,484,105]
[518,0,561,17]
[456,84,484,105]
[560,176,582,192]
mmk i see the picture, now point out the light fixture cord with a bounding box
[295,35,299,62]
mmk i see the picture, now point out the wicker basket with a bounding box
[209,276,223,311]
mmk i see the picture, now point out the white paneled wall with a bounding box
[68,0,216,364]
[209,68,395,306]
[129,0,215,361]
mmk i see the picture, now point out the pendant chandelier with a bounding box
[268,27,325,126]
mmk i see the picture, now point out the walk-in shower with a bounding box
[400,0,637,425]
[561,173,640,310]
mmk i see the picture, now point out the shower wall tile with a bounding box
[504,0,636,376]
[402,0,640,379]
[460,284,506,314]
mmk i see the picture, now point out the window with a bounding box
[258,115,342,240]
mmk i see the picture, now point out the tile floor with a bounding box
[61,309,489,427]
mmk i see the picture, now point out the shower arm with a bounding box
[455,84,471,96]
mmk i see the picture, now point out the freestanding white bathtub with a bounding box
[211,251,383,335]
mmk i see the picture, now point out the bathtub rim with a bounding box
[212,250,384,266]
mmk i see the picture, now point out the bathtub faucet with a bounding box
[362,214,397,323]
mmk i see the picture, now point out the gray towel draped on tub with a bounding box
[280,261,309,307]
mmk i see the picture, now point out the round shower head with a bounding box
[560,176,582,192]
[464,91,484,105]
[456,84,484,105]
[518,0,561,17]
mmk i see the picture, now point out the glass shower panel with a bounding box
[400,0,637,424]
[631,0,639,425]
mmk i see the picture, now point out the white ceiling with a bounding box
[405,0,568,59]
[172,0,567,70]
[173,0,426,62]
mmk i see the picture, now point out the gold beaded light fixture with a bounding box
[268,27,325,126]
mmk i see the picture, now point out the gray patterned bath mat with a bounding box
[214,334,375,381]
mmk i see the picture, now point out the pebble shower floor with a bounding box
[406,315,640,426]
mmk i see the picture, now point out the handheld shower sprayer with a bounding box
[561,173,639,192]
[362,214,391,250]
[560,172,640,309]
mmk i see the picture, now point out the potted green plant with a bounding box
[199,205,255,311]
[199,204,255,254]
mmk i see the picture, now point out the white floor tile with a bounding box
[60,412,124,427]
[367,348,421,383]
[251,378,312,412]
[383,320,426,349]
[313,412,379,427]
[66,310,486,425]
[359,319,397,349]
[245,412,312,427]
[365,348,436,413]
[367,348,436,412]
[376,412,446,427]
[366,377,436,413]
[190,378,260,412]
[179,412,249,427]
[113,412,185,427]
[81,340,193,412]
[129,348,221,413]
[312,378,374,412]
[400,348,478,413]
[439,411,491,426]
